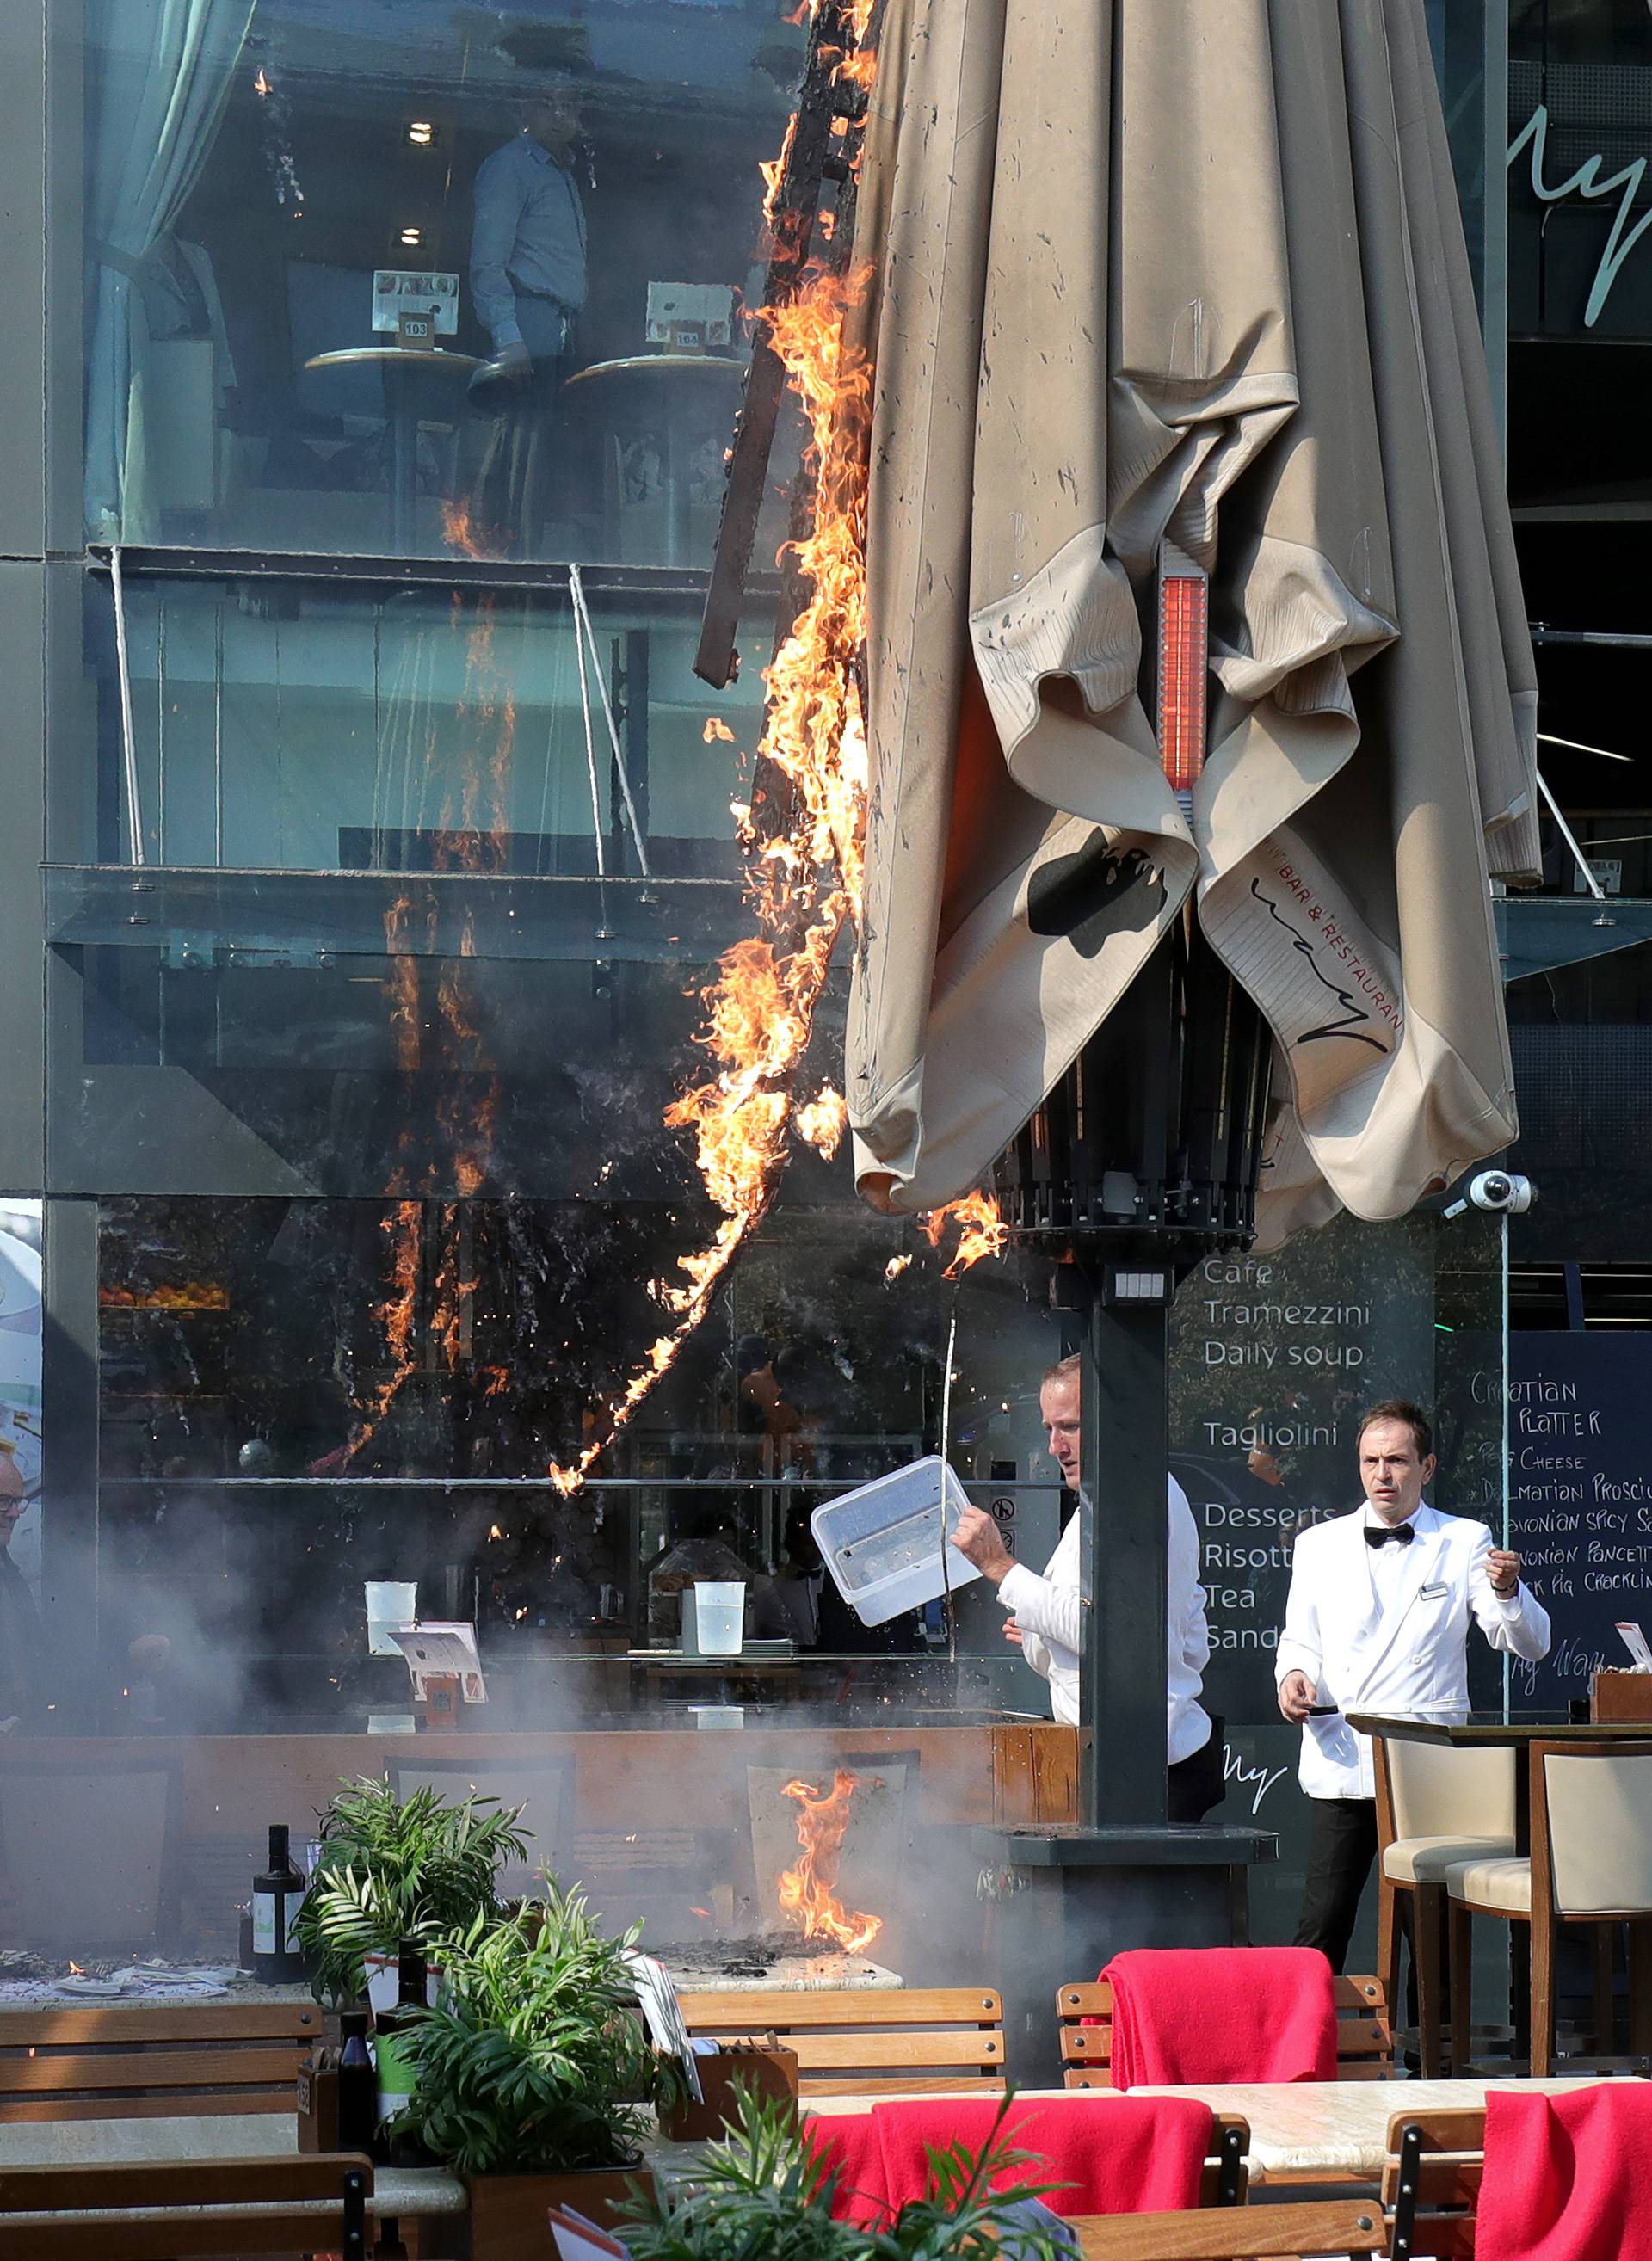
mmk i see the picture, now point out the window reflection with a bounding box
[91,1195,1057,1730]
[82,574,765,871]
[83,0,801,564]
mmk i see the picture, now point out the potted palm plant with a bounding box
[623,2088,1069,2261]
[388,1888,663,2256]
[293,1776,530,2006]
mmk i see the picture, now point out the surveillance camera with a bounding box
[1468,1170,1535,1214]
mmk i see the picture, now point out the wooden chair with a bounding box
[1053,1975,1394,2086]
[0,2153,370,2259]
[0,2000,324,2122]
[1381,2104,1483,2260]
[676,1986,1006,2095]
[1446,1737,1652,2075]
[1065,2200,1386,2259]
[1373,1733,1516,2076]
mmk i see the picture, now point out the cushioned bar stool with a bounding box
[1373,1734,1515,2074]
[1446,1738,1652,2075]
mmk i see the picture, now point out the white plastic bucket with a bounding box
[691,1580,745,1656]
[364,1581,418,1658]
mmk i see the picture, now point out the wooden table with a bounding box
[804,2077,1632,2185]
[0,2113,465,2219]
[1358,1718,1652,2062]
[1347,1716,1652,1891]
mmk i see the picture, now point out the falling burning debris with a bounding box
[883,1253,912,1284]
[546,87,877,1494]
[777,1770,883,1955]
[920,1192,1011,1281]
[796,1083,848,1160]
[702,717,737,744]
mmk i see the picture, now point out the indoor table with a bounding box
[563,354,745,566]
[303,347,484,553]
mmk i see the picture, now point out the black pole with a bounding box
[1078,1278,1169,1827]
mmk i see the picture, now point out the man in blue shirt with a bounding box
[468,78,589,551]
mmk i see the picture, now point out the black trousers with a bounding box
[1293,1796,1378,1973]
[1167,1716,1225,1825]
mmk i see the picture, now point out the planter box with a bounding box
[661,2046,798,2143]
[460,2164,653,2260]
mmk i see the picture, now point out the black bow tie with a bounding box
[1365,1523,1415,1549]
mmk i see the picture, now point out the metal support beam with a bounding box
[1078,1283,1169,1827]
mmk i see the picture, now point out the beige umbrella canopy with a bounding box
[844,0,1538,1248]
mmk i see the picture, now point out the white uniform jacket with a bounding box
[1275,1503,1551,1800]
[996,1479,1212,1760]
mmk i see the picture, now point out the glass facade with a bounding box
[0,0,1649,1988]
[81,0,801,565]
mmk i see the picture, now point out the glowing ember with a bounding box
[796,1083,848,1159]
[920,1192,1010,1280]
[702,716,737,744]
[253,66,269,96]
[690,1906,712,1919]
[883,1253,912,1283]
[777,1771,882,1954]
[66,1962,84,1977]
[98,1282,229,1310]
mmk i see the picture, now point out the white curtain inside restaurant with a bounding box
[83,0,255,541]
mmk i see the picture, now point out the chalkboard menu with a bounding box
[1167,1213,1443,1720]
[1508,1331,1652,1709]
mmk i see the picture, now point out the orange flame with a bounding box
[920,1192,1010,1280]
[547,250,874,1492]
[777,1771,882,1955]
[883,1253,912,1284]
[797,1084,848,1160]
[702,717,737,744]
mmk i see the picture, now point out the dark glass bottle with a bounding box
[336,2009,376,2154]
[373,1941,428,2147]
[250,1825,306,1984]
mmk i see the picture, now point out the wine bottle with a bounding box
[337,2008,376,2154]
[373,1941,428,2141]
[250,1825,306,1984]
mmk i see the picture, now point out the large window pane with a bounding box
[79,570,764,871]
[82,0,802,564]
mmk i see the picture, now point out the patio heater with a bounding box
[969,549,1276,2072]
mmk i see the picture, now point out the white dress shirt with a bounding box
[1276,1500,1550,1800]
[996,1477,1213,1761]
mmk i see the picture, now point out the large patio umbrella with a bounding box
[844,0,1538,1247]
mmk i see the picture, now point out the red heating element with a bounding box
[1156,550,1209,799]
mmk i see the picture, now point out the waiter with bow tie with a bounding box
[1276,1399,1550,1969]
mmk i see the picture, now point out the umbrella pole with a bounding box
[1078,1274,1170,1827]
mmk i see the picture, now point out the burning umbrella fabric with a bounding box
[843,0,1538,1248]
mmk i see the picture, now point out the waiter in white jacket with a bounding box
[951,1353,1221,1821]
[1277,1399,1550,1970]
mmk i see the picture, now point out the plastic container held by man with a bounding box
[811,1457,982,1625]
